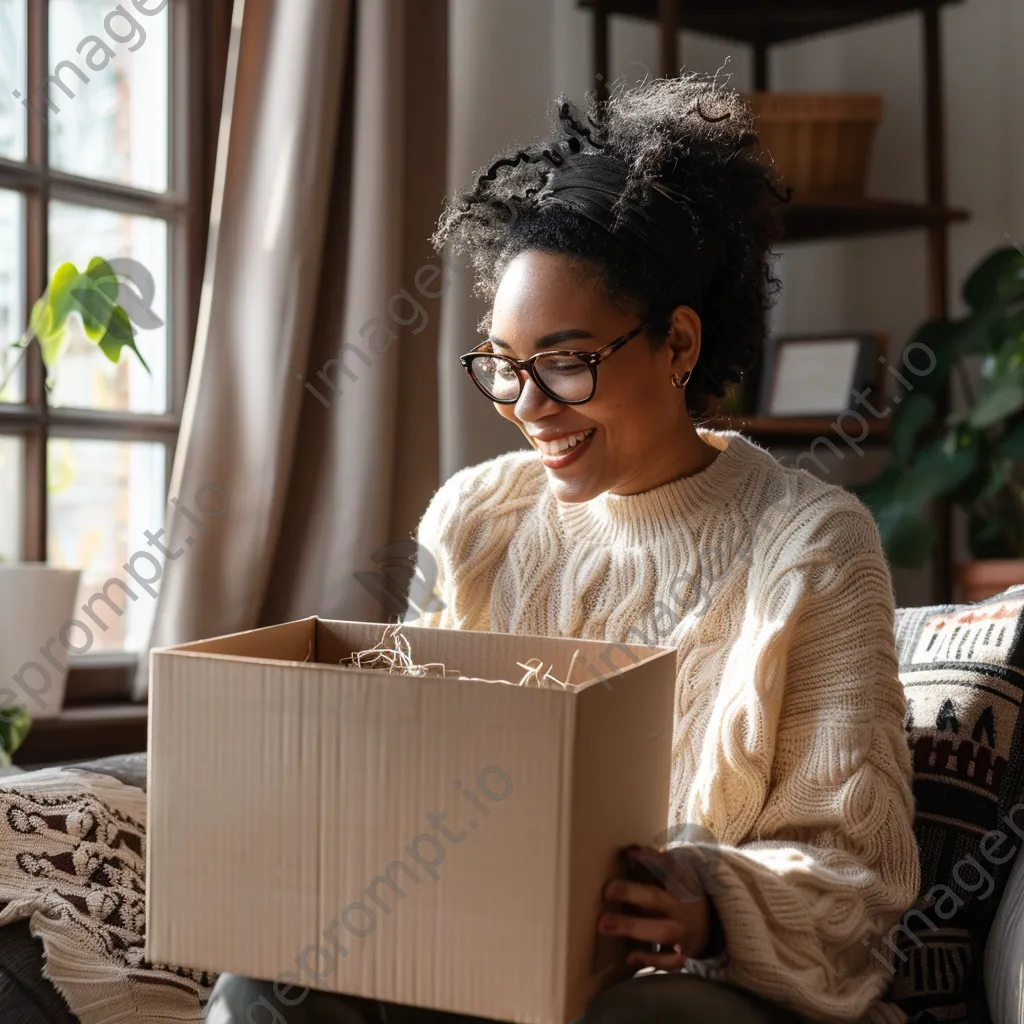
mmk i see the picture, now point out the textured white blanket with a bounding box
[0,767,215,1024]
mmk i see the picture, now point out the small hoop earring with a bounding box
[670,370,691,389]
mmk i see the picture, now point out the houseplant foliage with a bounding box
[852,245,1024,569]
[0,707,33,769]
[0,258,152,740]
[0,256,151,395]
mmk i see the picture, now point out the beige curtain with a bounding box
[139,0,449,693]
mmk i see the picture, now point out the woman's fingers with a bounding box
[625,949,689,971]
[598,911,685,946]
[603,879,680,915]
[628,847,704,903]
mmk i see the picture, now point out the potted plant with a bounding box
[0,258,151,722]
[0,706,33,775]
[0,257,150,395]
[852,244,1024,600]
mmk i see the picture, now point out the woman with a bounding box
[210,74,920,1024]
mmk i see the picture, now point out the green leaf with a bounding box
[46,262,86,323]
[28,261,83,366]
[968,382,1024,428]
[901,318,959,398]
[0,706,32,763]
[990,332,1024,377]
[970,458,1013,507]
[850,462,901,511]
[876,503,938,569]
[20,258,152,378]
[851,463,938,568]
[895,431,979,505]
[876,244,1024,558]
[968,514,1016,559]
[70,285,118,341]
[85,256,120,302]
[890,391,938,464]
[998,419,1024,461]
[954,308,1004,357]
[999,305,1024,345]
[70,258,126,341]
[97,306,150,371]
[962,246,1024,311]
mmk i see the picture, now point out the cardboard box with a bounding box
[147,617,676,1024]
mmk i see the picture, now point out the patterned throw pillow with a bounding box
[983,842,1024,1024]
[889,585,1024,1024]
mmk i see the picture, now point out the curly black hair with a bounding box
[432,71,792,418]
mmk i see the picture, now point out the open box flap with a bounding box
[317,618,675,692]
[155,617,318,662]
[155,618,675,695]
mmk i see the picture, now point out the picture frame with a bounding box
[757,331,883,418]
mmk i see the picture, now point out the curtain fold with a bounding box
[139,0,449,694]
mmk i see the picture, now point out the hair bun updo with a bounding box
[432,70,792,419]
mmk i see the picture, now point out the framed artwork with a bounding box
[757,332,883,417]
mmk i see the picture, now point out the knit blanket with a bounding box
[0,764,216,1023]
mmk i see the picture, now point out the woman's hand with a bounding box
[598,845,711,971]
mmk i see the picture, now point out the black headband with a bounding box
[530,152,724,315]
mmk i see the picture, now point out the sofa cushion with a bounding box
[984,842,1024,1024]
[0,920,77,1024]
[889,585,1024,1024]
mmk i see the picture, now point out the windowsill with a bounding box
[5,649,150,765]
[14,701,148,768]
[68,652,140,666]
[65,651,140,705]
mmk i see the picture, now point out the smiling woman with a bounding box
[210,72,921,1024]
[439,78,789,507]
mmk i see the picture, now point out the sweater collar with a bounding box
[553,429,762,546]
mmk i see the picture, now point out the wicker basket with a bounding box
[746,93,884,200]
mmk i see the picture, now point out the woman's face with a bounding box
[487,250,704,503]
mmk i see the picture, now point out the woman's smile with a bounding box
[531,427,597,467]
[487,250,710,502]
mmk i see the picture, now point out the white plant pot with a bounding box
[0,564,81,720]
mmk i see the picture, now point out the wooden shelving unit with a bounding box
[782,197,968,243]
[702,415,889,446]
[579,0,965,598]
[578,0,960,47]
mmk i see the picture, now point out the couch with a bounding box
[0,588,1021,1024]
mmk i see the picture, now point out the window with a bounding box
[0,0,222,700]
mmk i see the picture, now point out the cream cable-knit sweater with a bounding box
[405,428,920,1024]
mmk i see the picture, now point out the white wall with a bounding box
[440,0,556,477]
[442,0,1024,607]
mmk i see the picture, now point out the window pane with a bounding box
[0,435,23,559]
[0,189,26,403]
[0,0,27,161]
[48,0,169,192]
[47,437,165,652]
[48,200,168,413]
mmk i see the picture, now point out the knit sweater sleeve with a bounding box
[400,471,462,629]
[400,451,541,629]
[670,498,920,1023]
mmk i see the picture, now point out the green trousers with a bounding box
[205,971,805,1023]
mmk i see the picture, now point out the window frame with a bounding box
[0,0,226,701]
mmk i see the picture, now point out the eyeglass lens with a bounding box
[471,353,593,402]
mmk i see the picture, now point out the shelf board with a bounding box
[577,0,962,46]
[704,414,889,444]
[782,197,969,242]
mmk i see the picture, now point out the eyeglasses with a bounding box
[459,321,653,405]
